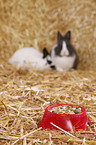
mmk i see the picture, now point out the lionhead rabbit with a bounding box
[51,31,78,71]
[8,47,56,70]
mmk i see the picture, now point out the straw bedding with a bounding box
[0,0,96,144]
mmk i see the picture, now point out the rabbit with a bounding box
[50,31,78,71]
[8,47,56,70]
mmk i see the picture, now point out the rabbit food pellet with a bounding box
[49,105,82,114]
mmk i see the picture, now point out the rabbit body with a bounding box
[51,44,76,71]
[8,47,55,70]
[51,31,78,71]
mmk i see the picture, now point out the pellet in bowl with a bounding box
[50,105,82,114]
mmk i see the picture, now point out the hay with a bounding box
[0,0,96,144]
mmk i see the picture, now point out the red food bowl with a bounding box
[38,104,91,131]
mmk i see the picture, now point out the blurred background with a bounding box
[0,0,96,70]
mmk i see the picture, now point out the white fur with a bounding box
[8,47,52,70]
[51,44,76,71]
[61,41,69,56]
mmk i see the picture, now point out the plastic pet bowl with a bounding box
[38,104,91,131]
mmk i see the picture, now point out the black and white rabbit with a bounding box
[8,47,56,70]
[51,31,78,71]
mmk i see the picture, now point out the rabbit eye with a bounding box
[55,45,62,56]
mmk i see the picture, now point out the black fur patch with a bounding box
[43,48,49,58]
[47,60,52,64]
[50,65,56,70]
[55,45,62,56]
[64,31,71,41]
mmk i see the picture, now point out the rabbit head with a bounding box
[55,31,76,57]
[43,48,56,70]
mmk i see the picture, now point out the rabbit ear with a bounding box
[57,31,63,43]
[43,48,49,58]
[64,31,71,41]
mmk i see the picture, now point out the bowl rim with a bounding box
[45,104,86,116]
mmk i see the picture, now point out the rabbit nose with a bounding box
[60,50,69,56]
[64,51,69,56]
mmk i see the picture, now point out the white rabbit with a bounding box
[51,31,78,71]
[8,47,56,70]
